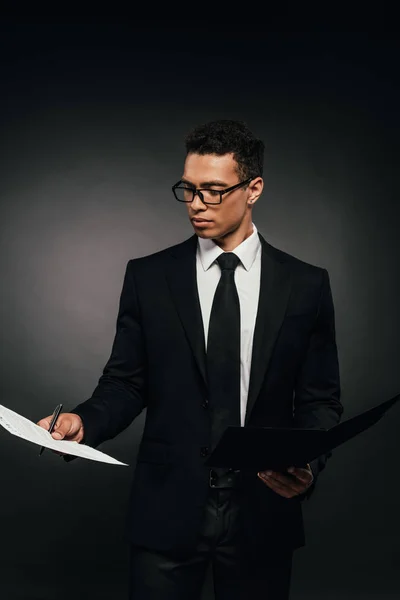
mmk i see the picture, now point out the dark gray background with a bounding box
[0,24,399,599]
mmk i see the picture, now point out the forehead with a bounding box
[182,153,238,183]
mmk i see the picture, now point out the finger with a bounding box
[51,427,64,439]
[269,472,304,495]
[264,474,306,497]
[257,473,296,498]
[258,471,304,496]
[37,416,65,436]
[51,417,74,440]
[260,470,298,487]
[287,466,313,484]
[37,416,73,440]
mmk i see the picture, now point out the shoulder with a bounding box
[262,237,326,284]
[262,239,331,311]
[125,235,196,275]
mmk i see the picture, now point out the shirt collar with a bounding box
[197,222,261,272]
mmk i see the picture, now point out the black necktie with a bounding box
[206,252,241,451]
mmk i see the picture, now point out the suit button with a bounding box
[202,398,209,409]
[200,446,209,457]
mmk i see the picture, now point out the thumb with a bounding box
[51,422,65,439]
[37,416,67,440]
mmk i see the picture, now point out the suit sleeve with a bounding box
[63,259,147,461]
[293,268,343,499]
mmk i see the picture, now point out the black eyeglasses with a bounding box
[172,177,253,205]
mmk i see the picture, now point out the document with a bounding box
[0,404,129,466]
[205,392,400,472]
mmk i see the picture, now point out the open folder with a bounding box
[204,393,400,472]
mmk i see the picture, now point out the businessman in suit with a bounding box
[38,119,343,599]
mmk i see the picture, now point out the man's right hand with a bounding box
[37,413,84,456]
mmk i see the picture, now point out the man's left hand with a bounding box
[257,464,314,498]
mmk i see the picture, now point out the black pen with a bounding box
[39,403,63,456]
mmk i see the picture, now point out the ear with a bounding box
[247,177,263,205]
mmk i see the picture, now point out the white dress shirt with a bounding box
[196,222,261,427]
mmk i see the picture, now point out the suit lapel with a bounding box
[165,232,292,423]
[165,235,208,393]
[244,234,292,425]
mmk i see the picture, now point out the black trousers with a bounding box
[128,485,293,600]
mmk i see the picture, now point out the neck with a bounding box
[213,220,254,252]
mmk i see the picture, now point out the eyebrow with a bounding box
[180,177,228,188]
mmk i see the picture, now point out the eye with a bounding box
[207,189,220,196]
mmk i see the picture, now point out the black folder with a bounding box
[204,393,400,472]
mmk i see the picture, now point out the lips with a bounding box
[192,218,211,222]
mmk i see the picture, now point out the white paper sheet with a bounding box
[0,404,129,466]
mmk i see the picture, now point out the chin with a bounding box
[193,228,217,239]
[194,228,211,235]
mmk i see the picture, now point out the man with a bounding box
[38,119,343,599]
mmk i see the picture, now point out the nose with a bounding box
[191,190,207,210]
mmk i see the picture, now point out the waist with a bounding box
[209,467,241,489]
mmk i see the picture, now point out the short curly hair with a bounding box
[184,119,264,181]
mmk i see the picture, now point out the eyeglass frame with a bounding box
[172,176,254,205]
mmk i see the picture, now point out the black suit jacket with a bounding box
[67,231,343,558]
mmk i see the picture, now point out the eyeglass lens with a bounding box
[174,187,221,204]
